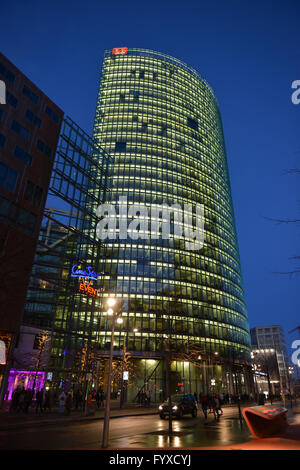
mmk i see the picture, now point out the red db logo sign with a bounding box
[112,47,128,55]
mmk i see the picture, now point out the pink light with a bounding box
[7,369,46,401]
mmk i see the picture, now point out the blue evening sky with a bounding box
[1,0,299,352]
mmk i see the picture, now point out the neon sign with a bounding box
[70,265,99,281]
[0,340,6,365]
[112,47,128,55]
[79,278,100,297]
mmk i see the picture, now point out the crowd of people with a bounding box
[8,386,106,416]
[7,385,292,418]
[136,390,152,407]
[197,393,224,420]
[9,387,55,414]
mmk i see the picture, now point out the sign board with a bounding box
[123,371,129,381]
[70,264,99,281]
[112,47,128,55]
[79,278,100,297]
[0,340,6,364]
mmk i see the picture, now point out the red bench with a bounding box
[242,405,288,439]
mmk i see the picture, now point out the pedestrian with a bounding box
[74,389,81,409]
[95,390,100,408]
[10,388,20,412]
[58,390,66,414]
[258,393,265,405]
[100,390,104,406]
[215,395,222,418]
[78,390,83,409]
[207,394,213,413]
[24,389,33,413]
[147,391,151,407]
[65,392,73,416]
[210,395,217,419]
[44,389,52,412]
[219,393,224,407]
[17,388,26,412]
[201,394,208,420]
[35,389,44,414]
[86,392,93,415]
[194,392,198,403]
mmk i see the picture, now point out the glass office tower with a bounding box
[93,48,252,399]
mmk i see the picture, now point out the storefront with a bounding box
[6,370,45,400]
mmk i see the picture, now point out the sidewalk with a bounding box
[0,400,157,431]
[195,404,300,450]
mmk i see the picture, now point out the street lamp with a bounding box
[101,297,124,448]
[287,366,295,407]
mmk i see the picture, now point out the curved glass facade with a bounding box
[93,48,251,386]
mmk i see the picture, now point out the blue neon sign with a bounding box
[70,264,99,281]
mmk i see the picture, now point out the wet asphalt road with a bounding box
[0,411,252,450]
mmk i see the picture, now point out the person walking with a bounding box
[100,390,105,407]
[95,390,100,408]
[74,389,81,410]
[210,395,217,419]
[78,390,83,410]
[147,391,151,407]
[65,392,73,416]
[215,394,222,419]
[86,392,93,415]
[35,389,44,414]
[219,393,224,409]
[17,388,26,413]
[207,394,213,414]
[201,394,208,420]
[44,389,52,412]
[58,390,66,415]
[24,389,33,413]
[10,388,20,412]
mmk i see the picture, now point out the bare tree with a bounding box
[266,165,300,275]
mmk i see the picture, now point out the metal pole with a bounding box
[120,345,125,409]
[101,316,115,448]
[167,346,173,436]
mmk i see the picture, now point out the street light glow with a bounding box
[107,298,116,307]
[107,308,114,315]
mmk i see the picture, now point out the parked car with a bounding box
[158,394,198,419]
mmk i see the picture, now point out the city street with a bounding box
[0,405,254,450]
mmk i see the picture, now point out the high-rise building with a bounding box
[0,53,63,392]
[251,325,290,390]
[93,48,252,399]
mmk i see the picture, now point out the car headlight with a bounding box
[172,405,178,410]
[159,405,163,410]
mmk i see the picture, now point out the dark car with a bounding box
[158,394,198,419]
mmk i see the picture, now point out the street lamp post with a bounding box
[287,366,294,408]
[101,298,123,448]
